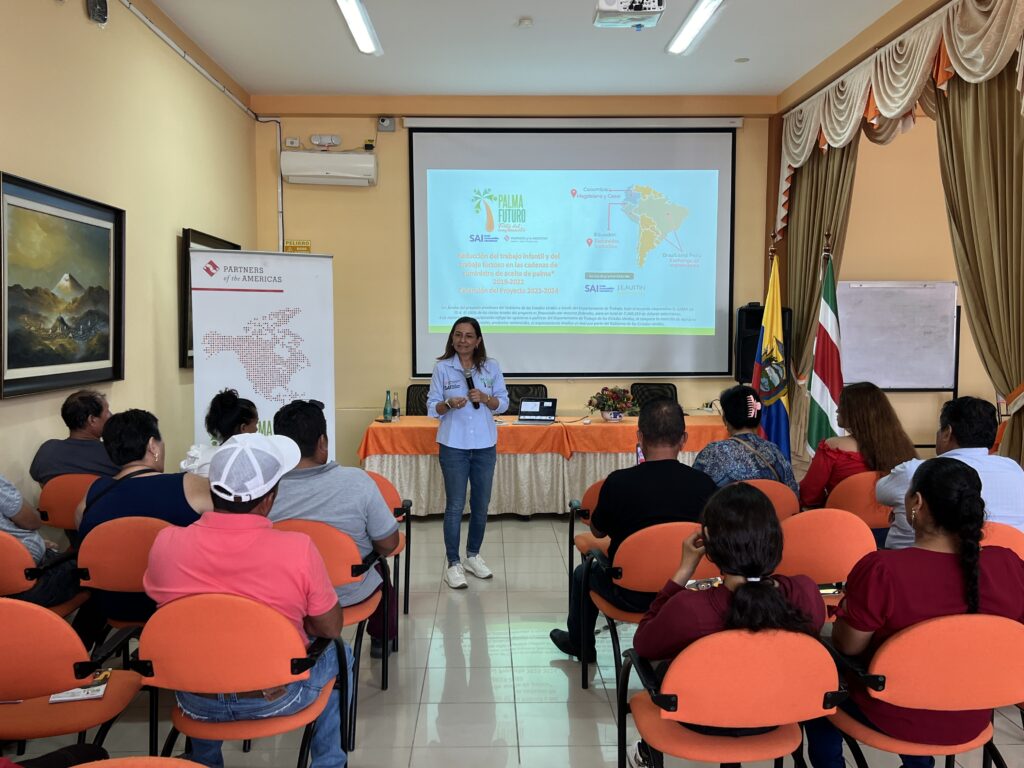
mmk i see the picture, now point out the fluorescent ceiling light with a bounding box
[336,0,383,56]
[666,0,724,55]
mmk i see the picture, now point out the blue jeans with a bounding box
[176,641,353,768]
[804,697,935,768]
[439,444,497,565]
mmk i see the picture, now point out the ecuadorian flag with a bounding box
[751,257,791,460]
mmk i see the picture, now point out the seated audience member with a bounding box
[271,399,400,658]
[880,397,1024,549]
[805,458,1024,768]
[549,399,718,662]
[800,382,916,508]
[75,409,211,624]
[692,385,798,493]
[0,472,79,607]
[144,433,351,768]
[29,390,118,485]
[628,483,825,767]
[181,388,259,476]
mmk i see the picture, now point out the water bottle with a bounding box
[383,390,393,423]
[392,392,401,422]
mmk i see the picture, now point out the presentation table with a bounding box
[357,415,727,516]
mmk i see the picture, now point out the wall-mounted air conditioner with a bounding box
[280,150,378,186]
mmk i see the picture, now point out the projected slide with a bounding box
[427,169,719,335]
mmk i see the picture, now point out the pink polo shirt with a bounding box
[144,511,338,638]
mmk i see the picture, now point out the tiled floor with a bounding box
[7,515,1024,767]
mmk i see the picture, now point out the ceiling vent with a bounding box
[594,0,665,29]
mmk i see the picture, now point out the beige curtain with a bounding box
[783,140,861,458]
[935,55,1024,461]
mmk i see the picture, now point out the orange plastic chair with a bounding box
[0,531,89,618]
[741,479,800,520]
[828,614,1024,767]
[38,473,100,531]
[134,593,337,768]
[827,471,893,529]
[981,521,1024,559]
[568,479,608,609]
[618,629,842,767]
[273,519,380,749]
[0,598,143,748]
[777,508,876,619]
[365,470,412,618]
[80,760,203,767]
[580,521,718,690]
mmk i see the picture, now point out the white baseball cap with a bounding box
[208,433,301,502]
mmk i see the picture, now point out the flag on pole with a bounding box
[751,255,791,460]
[807,255,845,456]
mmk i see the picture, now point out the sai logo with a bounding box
[203,259,220,277]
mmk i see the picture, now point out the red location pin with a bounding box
[586,238,593,247]
[570,189,577,198]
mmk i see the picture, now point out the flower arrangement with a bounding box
[586,386,639,416]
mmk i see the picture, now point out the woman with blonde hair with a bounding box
[800,382,916,508]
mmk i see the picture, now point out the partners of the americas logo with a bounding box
[203,259,220,277]
[471,188,527,233]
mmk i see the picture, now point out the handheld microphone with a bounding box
[464,369,480,409]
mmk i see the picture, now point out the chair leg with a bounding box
[160,726,180,758]
[242,739,252,753]
[984,740,1010,768]
[296,722,314,768]
[617,655,633,768]
[774,758,785,768]
[391,552,401,652]
[93,711,125,747]
[607,616,622,690]
[568,513,576,614]
[78,730,87,744]
[403,512,411,615]
[16,741,26,756]
[840,733,870,768]
[379,560,391,692]
[349,620,366,750]
[580,554,594,690]
[334,639,351,754]
[148,686,159,756]
[790,728,808,768]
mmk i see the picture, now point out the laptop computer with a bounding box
[516,397,557,425]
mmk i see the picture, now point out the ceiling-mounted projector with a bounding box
[594,0,665,29]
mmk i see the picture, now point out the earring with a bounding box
[910,508,918,525]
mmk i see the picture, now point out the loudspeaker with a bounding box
[86,0,108,24]
[735,302,793,384]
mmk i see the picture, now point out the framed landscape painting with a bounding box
[178,228,240,368]
[1,174,125,398]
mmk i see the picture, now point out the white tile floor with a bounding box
[6,515,1024,767]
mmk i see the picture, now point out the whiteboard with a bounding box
[836,281,958,390]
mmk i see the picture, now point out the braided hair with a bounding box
[908,458,985,613]
[701,484,814,633]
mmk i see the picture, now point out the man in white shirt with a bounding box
[880,397,1024,549]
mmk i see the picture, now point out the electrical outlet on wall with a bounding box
[284,137,301,148]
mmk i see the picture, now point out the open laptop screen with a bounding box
[517,398,557,423]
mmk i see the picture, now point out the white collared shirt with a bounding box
[881,447,1024,549]
[427,356,508,450]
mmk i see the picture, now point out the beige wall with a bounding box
[842,118,991,453]
[254,116,770,465]
[0,1,256,493]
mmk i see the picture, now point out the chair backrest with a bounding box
[38,473,100,530]
[867,614,1024,710]
[506,383,548,415]
[611,522,718,592]
[630,382,678,409]
[827,471,892,529]
[577,479,604,523]
[405,384,429,416]
[136,593,312,694]
[77,517,171,591]
[741,479,800,520]
[273,519,364,587]
[660,629,839,727]
[365,470,402,513]
[0,598,96,700]
[777,508,876,584]
[982,521,1024,559]
[0,531,37,596]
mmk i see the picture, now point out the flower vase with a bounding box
[601,410,623,422]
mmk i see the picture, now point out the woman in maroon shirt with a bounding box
[800,382,916,508]
[805,457,1024,768]
[628,484,826,767]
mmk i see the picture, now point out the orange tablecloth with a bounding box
[357,414,727,461]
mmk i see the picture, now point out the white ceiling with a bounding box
[151,0,904,97]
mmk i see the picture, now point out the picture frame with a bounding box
[178,228,240,369]
[1,173,125,398]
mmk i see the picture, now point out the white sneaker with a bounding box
[445,563,468,589]
[463,554,493,579]
[627,740,657,768]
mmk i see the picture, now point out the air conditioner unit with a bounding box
[594,0,665,29]
[280,150,378,186]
